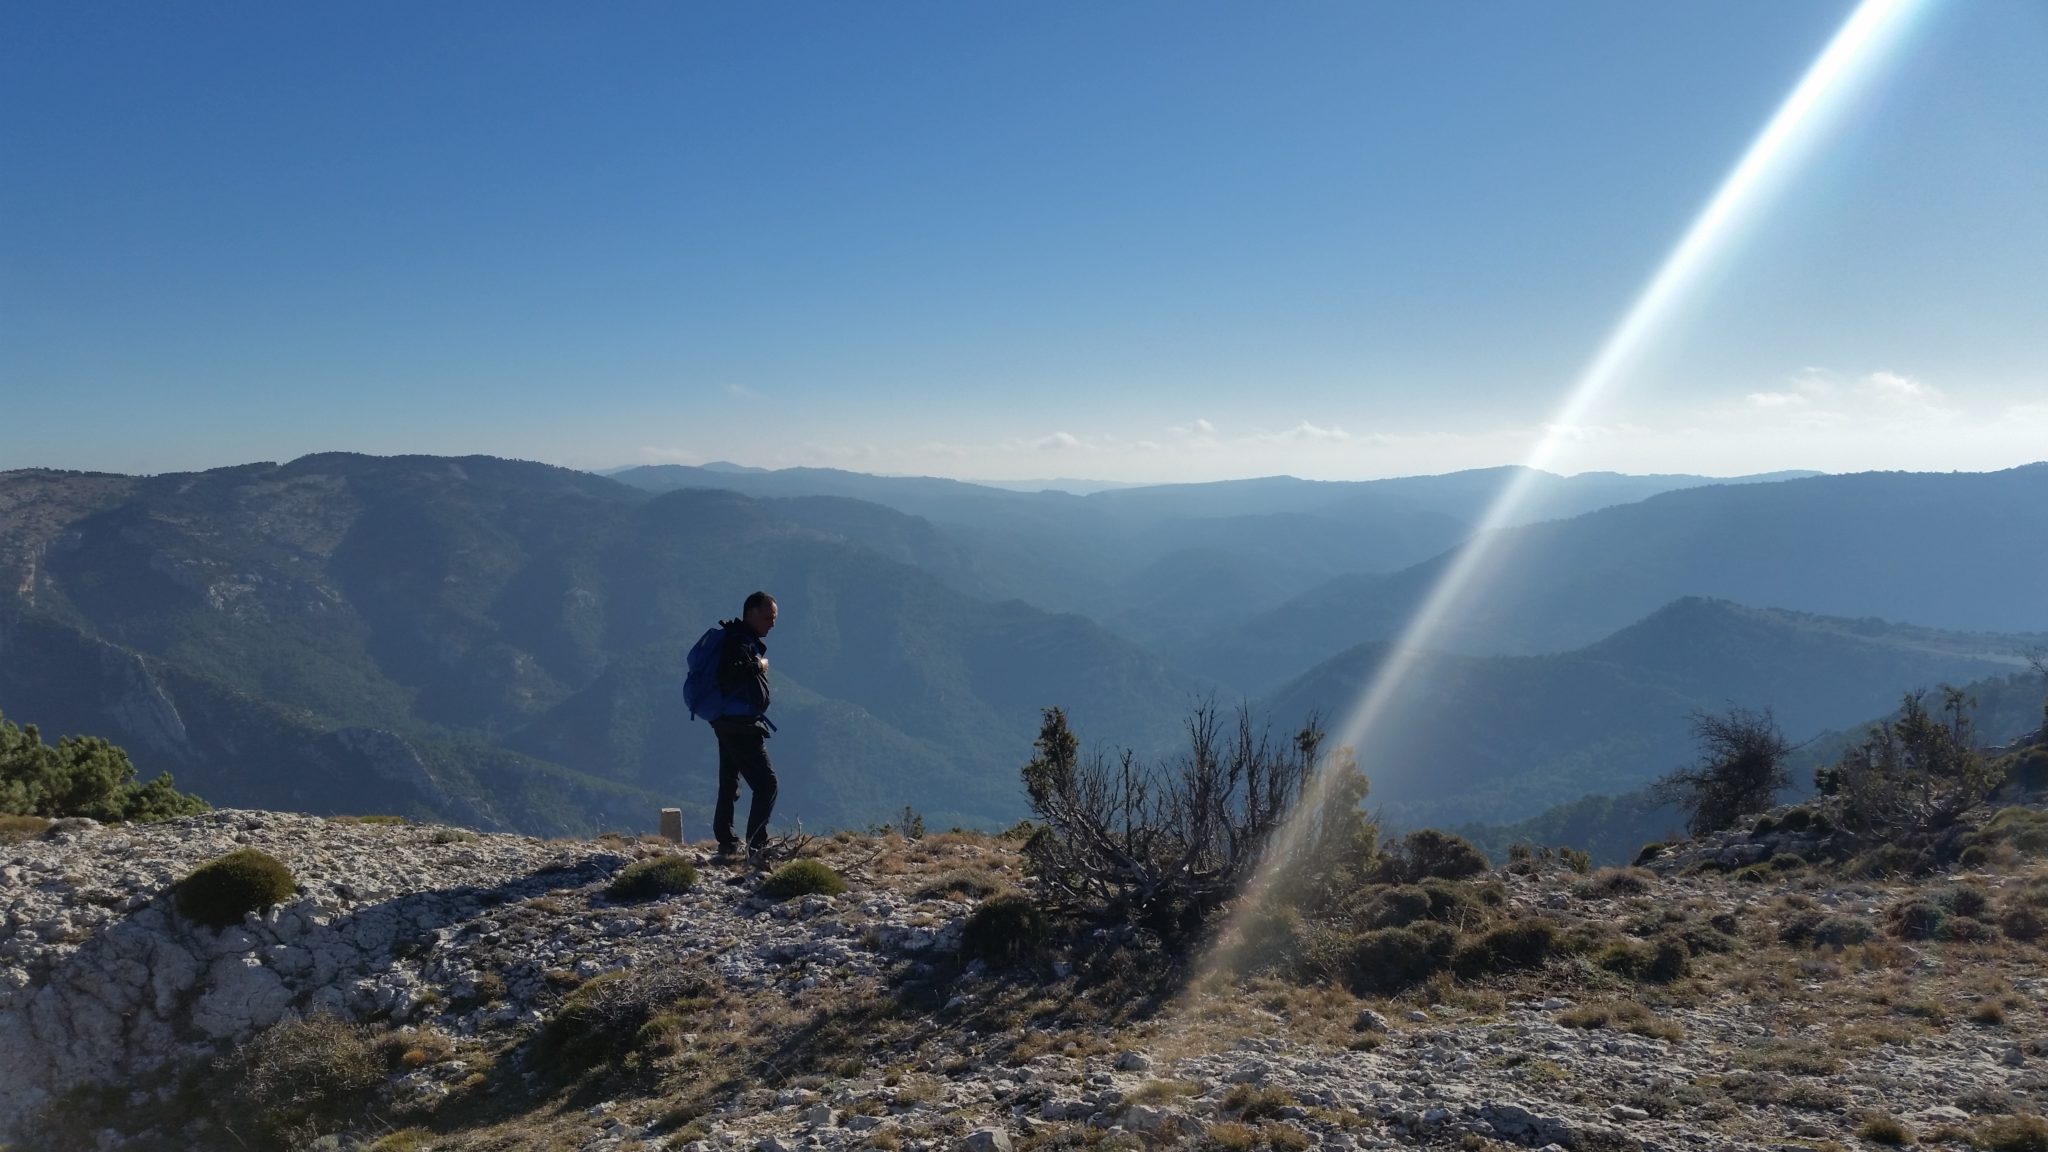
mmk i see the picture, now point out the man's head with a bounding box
[742,591,778,637]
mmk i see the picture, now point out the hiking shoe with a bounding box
[747,846,772,871]
[710,847,745,865]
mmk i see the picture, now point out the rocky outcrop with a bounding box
[6,810,2046,1152]
[0,811,965,1139]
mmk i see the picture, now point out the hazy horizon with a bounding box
[12,448,2048,493]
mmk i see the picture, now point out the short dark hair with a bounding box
[743,591,777,616]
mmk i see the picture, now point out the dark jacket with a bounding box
[713,619,771,723]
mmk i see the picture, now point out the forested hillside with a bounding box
[0,456,1201,832]
[5,455,2042,841]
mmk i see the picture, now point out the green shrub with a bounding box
[1597,934,1685,981]
[176,848,297,929]
[2001,748,2048,795]
[1419,877,1495,928]
[759,858,848,900]
[0,711,208,822]
[1848,843,1924,879]
[1887,899,1946,941]
[1968,808,2048,858]
[2001,905,2045,943]
[1732,862,1774,884]
[1364,884,1431,928]
[1632,843,1666,867]
[1943,916,1998,943]
[1597,939,1652,977]
[229,1014,384,1147]
[1222,1084,1297,1122]
[1795,914,1876,948]
[1645,934,1690,981]
[962,894,1047,966]
[1453,919,1559,978]
[1227,900,1309,975]
[1949,886,1994,919]
[1559,847,1593,875]
[606,856,698,902]
[1346,923,1455,994]
[532,971,630,1076]
[1391,829,1489,882]
[1778,807,1814,832]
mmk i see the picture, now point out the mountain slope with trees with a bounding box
[1195,464,2048,692]
[0,455,1204,833]
[1259,597,2041,827]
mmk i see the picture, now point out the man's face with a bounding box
[746,601,778,637]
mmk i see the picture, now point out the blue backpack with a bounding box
[683,626,733,721]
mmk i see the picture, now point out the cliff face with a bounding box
[4,811,2046,1152]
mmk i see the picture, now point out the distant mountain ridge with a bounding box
[0,454,1203,833]
[1192,464,2048,692]
[1260,596,2042,827]
[608,462,1810,651]
[5,454,2038,841]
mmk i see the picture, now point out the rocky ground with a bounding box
[3,809,2046,1152]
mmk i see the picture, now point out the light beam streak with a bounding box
[1209,0,1930,970]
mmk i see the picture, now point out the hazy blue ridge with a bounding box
[1259,597,2042,828]
[1198,464,2048,693]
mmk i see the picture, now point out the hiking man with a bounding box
[684,591,780,863]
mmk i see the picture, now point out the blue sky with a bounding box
[3,1,2044,481]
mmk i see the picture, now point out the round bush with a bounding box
[176,848,297,929]
[1810,914,1878,948]
[607,856,698,902]
[1453,919,1559,978]
[1421,877,1496,928]
[1365,884,1431,928]
[1948,885,1993,920]
[2001,905,2046,943]
[1941,916,1998,943]
[1645,933,1690,982]
[758,857,847,900]
[1346,923,1455,995]
[1886,899,1945,941]
[1632,842,1667,867]
[962,893,1048,966]
[1399,829,1490,881]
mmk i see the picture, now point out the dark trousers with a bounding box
[712,720,777,851]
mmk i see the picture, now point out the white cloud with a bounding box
[1745,391,1808,408]
[1862,370,1941,404]
[1031,431,1086,451]
[1167,418,1221,448]
[1280,420,1354,442]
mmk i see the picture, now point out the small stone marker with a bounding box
[659,808,683,843]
